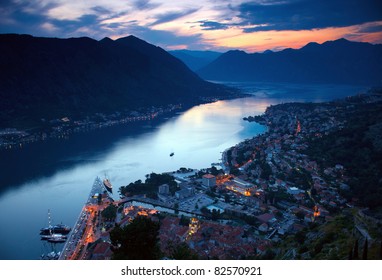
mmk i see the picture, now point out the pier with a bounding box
[59,177,111,260]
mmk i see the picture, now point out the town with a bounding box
[0,103,182,150]
[0,90,243,150]
[59,90,382,260]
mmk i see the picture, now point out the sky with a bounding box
[1,0,382,52]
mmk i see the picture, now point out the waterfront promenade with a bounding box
[59,177,111,260]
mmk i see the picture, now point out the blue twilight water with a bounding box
[0,82,366,259]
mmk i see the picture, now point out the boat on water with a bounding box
[46,235,67,243]
[103,177,113,193]
[40,210,71,243]
[170,152,174,157]
[40,223,71,235]
[41,233,67,241]
[41,251,60,260]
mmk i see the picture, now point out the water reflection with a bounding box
[0,82,366,259]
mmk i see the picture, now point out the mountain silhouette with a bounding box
[169,50,222,71]
[197,38,382,85]
[0,34,229,127]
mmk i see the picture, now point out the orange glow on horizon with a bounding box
[206,26,359,53]
[108,19,382,53]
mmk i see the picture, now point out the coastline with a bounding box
[0,91,245,151]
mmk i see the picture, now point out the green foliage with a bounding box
[362,239,368,260]
[295,231,306,243]
[209,166,220,176]
[259,160,272,180]
[179,215,190,226]
[101,204,117,221]
[306,101,382,208]
[110,216,161,260]
[353,239,359,259]
[119,173,177,197]
[260,249,276,260]
[287,168,312,190]
[166,242,198,260]
[230,167,241,176]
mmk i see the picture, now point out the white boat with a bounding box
[40,210,68,244]
[103,175,113,193]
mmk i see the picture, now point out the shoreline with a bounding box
[0,92,246,151]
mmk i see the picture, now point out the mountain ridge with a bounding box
[197,38,382,85]
[0,34,232,128]
[169,49,222,71]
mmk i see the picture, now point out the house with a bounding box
[175,187,194,199]
[256,213,277,224]
[259,223,269,232]
[304,214,313,223]
[158,184,170,195]
[206,205,225,214]
[225,178,256,196]
[91,241,112,260]
[287,187,301,195]
[202,174,216,188]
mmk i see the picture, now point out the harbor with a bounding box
[59,177,113,260]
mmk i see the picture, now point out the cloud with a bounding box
[199,20,229,30]
[151,8,200,26]
[237,0,382,32]
[1,0,382,51]
[91,6,112,15]
[119,23,207,49]
[357,22,382,33]
[133,0,161,11]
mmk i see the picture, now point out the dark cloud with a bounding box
[45,14,101,37]
[121,23,206,49]
[237,0,382,32]
[133,0,161,10]
[91,6,112,15]
[358,23,382,33]
[151,8,199,26]
[0,0,59,35]
[199,20,229,30]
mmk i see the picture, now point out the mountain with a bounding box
[0,34,230,127]
[169,50,222,71]
[197,38,382,85]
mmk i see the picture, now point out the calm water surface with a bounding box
[0,82,365,259]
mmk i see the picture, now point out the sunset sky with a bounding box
[1,0,382,52]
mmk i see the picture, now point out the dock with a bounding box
[59,177,111,260]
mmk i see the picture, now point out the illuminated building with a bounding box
[225,178,255,196]
[202,174,216,188]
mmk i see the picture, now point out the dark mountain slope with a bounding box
[169,50,222,71]
[197,38,382,85]
[0,34,229,127]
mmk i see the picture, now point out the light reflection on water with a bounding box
[0,82,366,259]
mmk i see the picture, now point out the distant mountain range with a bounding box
[0,34,230,127]
[197,38,382,85]
[169,50,222,71]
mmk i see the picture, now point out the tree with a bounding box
[261,249,276,260]
[167,242,198,260]
[211,209,221,220]
[179,215,190,226]
[362,239,368,260]
[110,216,161,259]
[353,239,359,259]
[210,166,219,176]
[295,231,306,244]
[348,246,353,260]
[101,204,117,221]
[295,211,305,220]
